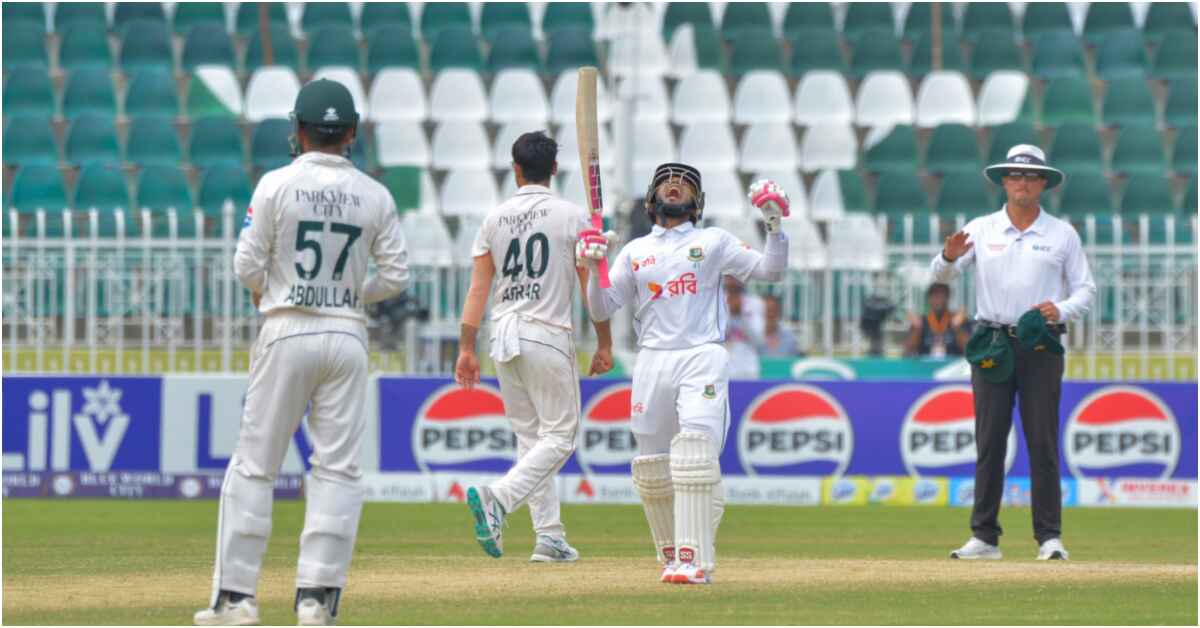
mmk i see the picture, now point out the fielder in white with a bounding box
[578,163,790,585]
[195,79,410,626]
[454,131,613,562]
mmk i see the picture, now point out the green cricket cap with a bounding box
[292,78,358,129]
[1016,309,1065,355]
[965,326,1014,383]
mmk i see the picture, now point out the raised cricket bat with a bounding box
[575,67,611,288]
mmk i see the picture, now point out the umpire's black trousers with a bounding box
[969,333,1064,546]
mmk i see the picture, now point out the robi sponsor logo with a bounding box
[411,384,516,473]
[738,385,853,476]
[900,385,1017,477]
[1064,386,1180,479]
[578,384,637,474]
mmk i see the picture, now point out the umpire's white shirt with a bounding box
[931,206,1096,325]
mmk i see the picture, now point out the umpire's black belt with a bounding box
[980,319,1066,337]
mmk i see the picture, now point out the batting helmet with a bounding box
[643,162,706,224]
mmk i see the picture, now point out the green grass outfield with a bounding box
[3,500,1195,625]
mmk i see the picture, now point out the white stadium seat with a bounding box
[793,70,853,127]
[733,70,792,124]
[375,121,430,167]
[429,69,488,123]
[915,70,977,128]
[855,71,914,129]
[827,213,886,271]
[977,71,1029,126]
[707,215,765,251]
[559,168,616,217]
[401,210,455,267]
[678,122,738,171]
[501,170,561,198]
[440,168,500,218]
[553,121,614,172]
[491,123,524,170]
[671,70,731,125]
[367,68,426,122]
[489,68,549,125]
[628,119,678,184]
[808,169,851,221]
[607,22,669,79]
[431,122,490,170]
[550,70,613,126]
[244,66,300,123]
[699,168,748,219]
[452,214,485,267]
[666,24,702,79]
[739,123,799,173]
[616,76,670,122]
[799,124,857,172]
[311,66,368,120]
[193,65,243,117]
[781,215,828,270]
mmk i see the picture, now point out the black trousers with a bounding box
[969,334,1064,546]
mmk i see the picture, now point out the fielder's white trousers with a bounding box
[489,317,580,539]
[630,343,731,454]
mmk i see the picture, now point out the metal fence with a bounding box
[4,203,1196,378]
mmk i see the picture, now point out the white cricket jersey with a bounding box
[598,221,783,349]
[471,185,592,330]
[234,152,411,323]
[931,206,1096,325]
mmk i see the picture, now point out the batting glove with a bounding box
[576,228,616,268]
[748,179,790,234]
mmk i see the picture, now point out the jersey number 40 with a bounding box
[501,232,550,281]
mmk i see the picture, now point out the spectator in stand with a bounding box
[757,294,801,357]
[903,282,970,357]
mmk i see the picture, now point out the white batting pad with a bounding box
[670,432,720,571]
[296,473,365,589]
[632,454,675,564]
[211,459,275,604]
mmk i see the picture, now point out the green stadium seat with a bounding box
[925,124,981,174]
[4,67,56,117]
[1153,31,1198,82]
[1184,177,1198,211]
[61,68,117,119]
[848,28,906,78]
[301,2,352,33]
[420,2,472,42]
[1164,77,1198,128]
[3,115,59,166]
[366,24,420,74]
[902,2,951,43]
[546,28,599,77]
[542,2,593,37]
[662,2,713,41]
[730,28,784,77]
[198,163,252,235]
[136,165,196,237]
[961,3,1014,42]
[1101,78,1157,128]
[1040,77,1096,126]
[986,121,1039,165]
[182,22,236,70]
[235,2,288,37]
[307,25,361,71]
[1120,174,1175,213]
[1144,3,1198,44]
[58,23,113,71]
[172,2,225,36]
[873,170,930,213]
[1049,123,1103,173]
[3,20,49,70]
[54,2,108,32]
[486,25,541,73]
[1172,125,1197,176]
[1144,212,1194,245]
[1032,30,1085,79]
[1110,124,1167,176]
[843,3,894,42]
[430,26,484,73]
[937,172,996,215]
[1070,212,1129,246]
[788,28,846,74]
[1082,2,1134,45]
[244,23,300,72]
[126,115,183,167]
[1095,29,1149,80]
[120,19,174,72]
[9,164,70,237]
[4,3,45,30]
[65,113,121,166]
[361,3,412,37]
[721,2,772,43]
[1020,3,1071,41]
[863,125,917,175]
[1057,170,1115,214]
[910,30,965,77]
[685,23,731,75]
[480,3,531,43]
[783,3,834,39]
[74,162,137,238]
[250,118,292,172]
[115,2,165,32]
[125,68,180,118]
[968,29,1026,79]
[379,166,423,213]
[188,116,245,169]
[186,68,243,118]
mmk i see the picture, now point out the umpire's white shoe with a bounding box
[1037,538,1069,560]
[669,562,711,585]
[194,593,260,626]
[530,535,579,562]
[950,537,1002,560]
[296,599,334,626]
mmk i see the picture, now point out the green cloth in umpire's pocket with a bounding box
[1016,309,1065,355]
[965,326,1014,383]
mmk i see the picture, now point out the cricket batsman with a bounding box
[194,79,410,626]
[577,164,790,584]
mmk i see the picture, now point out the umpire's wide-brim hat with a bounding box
[983,144,1065,190]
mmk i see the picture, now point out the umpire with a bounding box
[932,145,1096,561]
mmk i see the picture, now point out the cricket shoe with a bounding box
[1036,538,1069,561]
[467,486,506,558]
[659,562,678,583]
[295,587,340,626]
[950,537,1002,560]
[669,562,711,585]
[530,535,579,562]
[194,591,260,626]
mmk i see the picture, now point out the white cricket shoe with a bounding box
[659,562,677,583]
[1037,538,1069,560]
[530,535,579,562]
[194,593,260,626]
[296,598,334,626]
[467,486,505,558]
[949,537,1002,560]
[668,562,711,584]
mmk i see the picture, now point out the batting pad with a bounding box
[631,454,675,564]
[296,473,364,589]
[212,462,274,604]
[670,432,719,570]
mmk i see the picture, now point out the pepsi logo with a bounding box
[578,384,636,473]
[738,385,853,476]
[411,384,516,472]
[1064,386,1180,479]
[900,385,1016,476]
